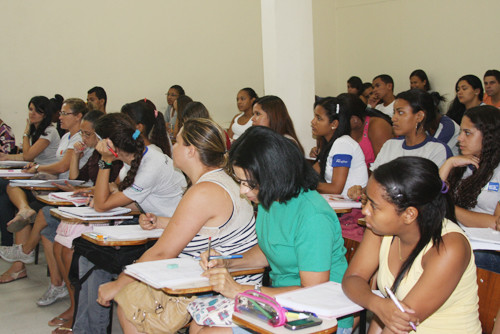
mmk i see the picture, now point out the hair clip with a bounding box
[144,98,147,102]
[336,104,340,114]
[154,109,158,118]
[441,180,449,194]
[132,129,141,140]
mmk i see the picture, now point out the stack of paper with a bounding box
[9,179,86,187]
[57,206,133,221]
[124,258,208,289]
[49,192,89,206]
[92,225,164,240]
[321,194,362,209]
[0,169,34,177]
[0,161,29,168]
[462,226,500,251]
[275,281,363,318]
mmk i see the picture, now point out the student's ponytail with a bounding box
[119,137,145,191]
[149,109,171,157]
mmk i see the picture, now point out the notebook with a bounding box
[9,179,86,187]
[124,258,208,289]
[58,206,131,217]
[275,281,363,318]
[48,192,89,206]
[321,194,362,209]
[0,161,30,168]
[462,226,500,251]
[92,225,164,240]
[0,169,34,177]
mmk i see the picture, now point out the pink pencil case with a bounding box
[234,290,287,327]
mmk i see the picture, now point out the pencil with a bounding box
[207,237,212,262]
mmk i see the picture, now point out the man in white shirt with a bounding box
[373,74,396,117]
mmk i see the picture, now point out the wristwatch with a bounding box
[254,283,262,292]
[34,164,40,172]
[98,159,112,170]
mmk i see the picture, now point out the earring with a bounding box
[331,126,336,130]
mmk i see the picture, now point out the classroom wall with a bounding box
[313,0,500,109]
[0,0,264,138]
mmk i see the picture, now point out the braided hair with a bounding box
[94,113,146,191]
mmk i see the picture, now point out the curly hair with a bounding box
[94,113,146,191]
[447,105,500,209]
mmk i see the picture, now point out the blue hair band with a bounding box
[132,129,141,140]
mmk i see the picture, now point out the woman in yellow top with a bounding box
[342,156,481,334]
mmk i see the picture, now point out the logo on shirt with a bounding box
[487,182,499,192]
[130,184,143,192]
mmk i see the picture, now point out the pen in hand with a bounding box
[207,237,212,263]
[385,286,417,331]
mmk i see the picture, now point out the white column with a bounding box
[260,0,316,152]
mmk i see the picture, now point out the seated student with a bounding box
[409,69,431,91]
[439,105,500,274]
[360,82,379,109]
[347,76,363,96]
[447,74,484,125]
[338,93,393,169]
[426,91,461,156]
[172,94,193,138]
[189,126,352,334]
[483,69,500,108]
[311,96,368,196]
[121,99,171,157]
[95,118,259,334]
[0,98,91,284]
[343,157,481,333]
[373,74,396,117]
[69,113,187,334]
[347,89,453,202]
[251,95,304,154]
[0,118,15,154]
[227,88,258,141]
[164,84,185,133]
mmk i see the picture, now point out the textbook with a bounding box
[321,194,362,209]
[124,258,208,290]
[0,161,30,168]
[462,226,500,251]
[0,169,34,177]
[92,225,164,240]
[275,281,363,318]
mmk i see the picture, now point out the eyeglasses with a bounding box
[60,111,75,116]
[231,172,257,190]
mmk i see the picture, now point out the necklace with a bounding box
[398,237,404,261]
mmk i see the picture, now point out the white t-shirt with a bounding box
[462,164,500,215]
[33,125,60,165]
[433,115,460,156]
[375,100,395,118]
[372,136,452,171]
[57,131,93,179]
[122,147,186,217]
[231,113,252,140]
[325,135,368,196]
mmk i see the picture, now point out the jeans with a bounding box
[474,250,500,274]
[72,256,116,334]
[40,206,58,242]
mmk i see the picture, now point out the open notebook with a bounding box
[9,179,86,187]
[0,169,34,177]
[275,281,363,318]
[56,206,133,221]
[461,226,500,251]
[321,194,362,209]
[49,192,89,206]
[124,258,208,290]
[0,161,29,168]
[92,225,164,240]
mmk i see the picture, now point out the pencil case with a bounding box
[234,290,287,327]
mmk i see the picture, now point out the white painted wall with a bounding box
[0,0,264,138]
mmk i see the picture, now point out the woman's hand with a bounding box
[309,146,319,158]
[53,181,76,192]
[446,155,480,169]
[95,138,116,162]
[97,281,122,307]
[202,267,245,299]
[139,213,157,230]
[347,185,364,202]
[374,298,418,334]
[495,215,500,231]
[73,141,86,158]
[198,249,227,270]
[23,162,38,173]
[24,119,30,135]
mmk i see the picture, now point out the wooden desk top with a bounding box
[81,232,157,246]
[36,194,74,206]
[232,313,337,334]
[334,208,352,214]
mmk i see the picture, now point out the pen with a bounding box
[193,255,242,261]
[135,201,145,214]
[207,237,212,262]
[107,144,118,158]
[385,286,417,331]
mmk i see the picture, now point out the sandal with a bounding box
[0,268,27,283]
[52,327,72,334]
[48,317,71,327]
[7,209,36,233]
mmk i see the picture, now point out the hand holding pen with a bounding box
[380,286,418,333]
[95,138,118,161]
[139,213,157,230]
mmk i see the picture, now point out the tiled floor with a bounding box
[0,247,122,334]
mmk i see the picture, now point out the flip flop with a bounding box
[48,317,70,327]
[7,209,36,233]
[52,327,72,334]
[0,268,27,283]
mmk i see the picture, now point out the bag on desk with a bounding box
[234,290,287,327]
[115,280,196,334]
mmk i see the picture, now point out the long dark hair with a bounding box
[315,97,351,181]
[395,89,437,134]
[121,99,171,157]
[229,126,318,210]
[448,105,500,209]
[372,156,456,292]
[28,96,52,143]
[175,95,194,131]
[254,95,304,154]
[447,75,483,124]
[409,69,431,91]
[94,113,146,191]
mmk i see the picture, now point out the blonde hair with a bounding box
[181,118,227,168]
